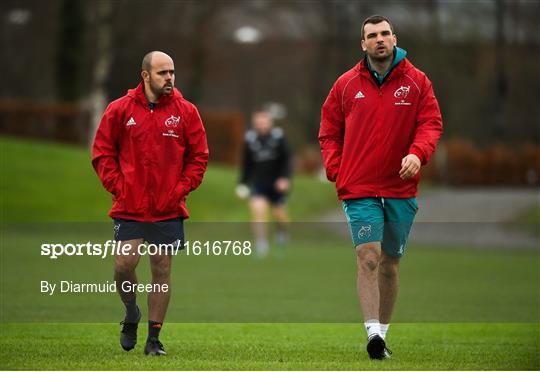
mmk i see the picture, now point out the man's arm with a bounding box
[239,138,253,186]
[234,140,252,199]
[400,76,443,180]
[318,84,345,182]
[175,106,209,198]
[91,104,123,197]
[278,134,292,180]
[274,133,293,193]
[408,75,443,166]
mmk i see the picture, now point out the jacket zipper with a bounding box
[374,72,398,197]
[147,103,155,214]
[376,87,382,197]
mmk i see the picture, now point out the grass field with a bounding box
[515,204,540,235]
[0,137,337,222]
[1,137,539,370]
[2,226,539,323]
[1,323,538,370]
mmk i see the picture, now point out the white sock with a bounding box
[380,323,390,339]
[256,239,269,257]
[364,319,381,339]
[275,231,289,246]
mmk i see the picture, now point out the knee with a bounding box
[356,244,381,272]
[153,265,170,279]
[379,258,399,279]
[151,260,171,280]
[115,257,137,276]
[273,207,288,221]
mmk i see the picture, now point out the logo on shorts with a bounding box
[114,223,120,233]
[171,239,183,253]
[358,225,372,239]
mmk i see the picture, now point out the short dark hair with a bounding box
[252,109,271,118]
[361,15,394,40]
[141,51,155,71]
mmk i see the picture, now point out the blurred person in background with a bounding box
[92,51,209,356]
[319,15,442,359]
[236,110,292,258]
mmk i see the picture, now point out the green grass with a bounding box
[514,204,540,235]
[2,225,539,323]
[0,136,337,222]
[1,323,538,370]
[523,205,540,225]
[1,137,539,370]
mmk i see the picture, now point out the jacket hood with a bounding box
[127,82,183,107]
[354,47,411,79]
[392,46,407,68]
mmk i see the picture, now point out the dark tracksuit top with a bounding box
[240,127,292,188]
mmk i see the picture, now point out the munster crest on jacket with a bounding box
[165,115,181,128]
[393,86,410,99]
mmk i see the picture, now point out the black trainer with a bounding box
[120,306,141,351]
[144,337,166,356]
[366,334,389,360]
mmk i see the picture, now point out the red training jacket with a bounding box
[319,58,443,199]
[92,82,209,221]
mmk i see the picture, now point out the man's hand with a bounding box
[235,184,250,200]
[275,178,290,193]
[399,154,421,180]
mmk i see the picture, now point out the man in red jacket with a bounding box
[319,16,442,359]
[92,51,208,356]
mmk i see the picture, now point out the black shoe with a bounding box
[366,335,390,360]
[120,306,141,351]
[144,337,166,356]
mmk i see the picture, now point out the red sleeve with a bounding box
[318,84,345,182]
[175,105,209,197]
[408,75,443,165]
[91,104,123,197]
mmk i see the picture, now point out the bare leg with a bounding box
[356,242,382,321]
[272,204,289,226]
[250,196,270,256]
[250,196,270,238]
[116,239,143,351]
[148,250,173,323]
[378,250,400,324]
[114,238,143,303]
[272,204,289,245]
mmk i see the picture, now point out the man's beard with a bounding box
[149,80,172,99]
[370,47,393,62]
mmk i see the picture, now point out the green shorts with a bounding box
[341,197,418,258]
